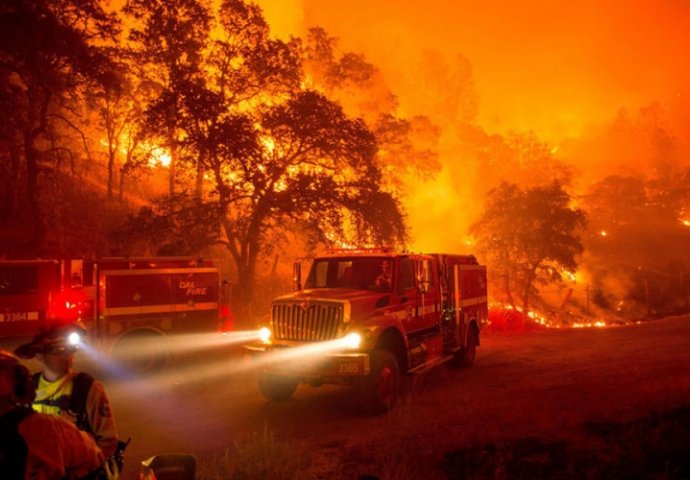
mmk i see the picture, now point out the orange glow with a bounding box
[260,135,276,155]
[280,0,690,140]
[571,321,607,329]
[146,146,171,168]
[256,0,690,258]
[600,230,608,237]
[488,303,616,330]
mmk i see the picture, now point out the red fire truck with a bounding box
[0,257,230,370]
[245,249,488,413]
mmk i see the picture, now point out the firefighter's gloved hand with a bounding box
[103,457,119,480]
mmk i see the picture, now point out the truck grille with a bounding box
[272,302,344,341]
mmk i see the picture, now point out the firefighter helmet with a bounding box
[14,322,87,359]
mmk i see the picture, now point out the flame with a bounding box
[324,230,358,249]
[571,321,607,328]
[489,302,613,330]
[146,145,171,168]
[260,135,276,155]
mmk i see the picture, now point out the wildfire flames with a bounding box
[488,303,615,333]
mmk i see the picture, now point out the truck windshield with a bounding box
[305,257,393,292]
[0,266,39,295]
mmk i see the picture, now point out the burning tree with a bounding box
[471,182,586,314]
[303,27,441,193]
[115,0,405,318]
[0,0,120,250]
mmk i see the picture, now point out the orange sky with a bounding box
[257,0,690,252]
[259,0,690,140]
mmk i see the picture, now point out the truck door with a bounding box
[416,257,441,329]
[405,257,441,332]
[451,262,467,347]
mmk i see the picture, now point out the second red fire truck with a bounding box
[0,257,230,370]
[246,249,488,413]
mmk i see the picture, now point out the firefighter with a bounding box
[14,324,120,459]
[0,350,105,479]
[374,260,393,291]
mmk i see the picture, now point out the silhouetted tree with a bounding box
[124,0,211,198]
[471,182,586,313]
[303,27,440,193]
[115,2,405,319]
[0,0,120,250]
[581,174,690,317]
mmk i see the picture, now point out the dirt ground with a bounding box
[5,314,690,478]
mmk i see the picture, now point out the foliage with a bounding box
[471,181,586,312]
[197,426,311,480]
[113,1,406,315]
[581,173,690,318]
[0,0,120,251]
[124,0,213,198]
[443,407,690,480]
[111,193,221,257]
[303,27,441,193]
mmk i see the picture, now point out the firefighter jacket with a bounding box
[17,410,105,479]
[33,370,119,458]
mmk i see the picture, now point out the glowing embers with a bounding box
[148,146,171,168]
[488,303,611,330]
[571,320,607,328]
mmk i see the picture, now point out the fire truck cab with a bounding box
[245,250,488,413]
[0,257,228,370]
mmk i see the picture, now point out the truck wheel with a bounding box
[450,329,477,368]
[112,331,169,373]
[359,350,399,415]
[258,372,299,402]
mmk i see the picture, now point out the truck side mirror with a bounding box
[293,262,302,291]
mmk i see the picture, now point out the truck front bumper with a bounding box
[245,343,371,377]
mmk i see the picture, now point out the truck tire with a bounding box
[359,350,400,415]
[450,328,477,368]
[111,330,169,373]
[258,372,299,402]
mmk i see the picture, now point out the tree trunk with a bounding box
[521,268,536,317]
[194,153,204,200]
[107,147,115,199]
[503,272,516,309]
[118,165,127,202]
[233,254,257,327]
[0,142,22,220]
[168,139,177,199]
[24,139,46,250]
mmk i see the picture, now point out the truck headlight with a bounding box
[343,332,362,349]
[258,327,272,344]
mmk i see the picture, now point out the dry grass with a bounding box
[195,400,690,478]
[196,424,311,480]
[442,406,690,479]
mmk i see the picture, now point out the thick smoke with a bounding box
[257,0,690,318]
